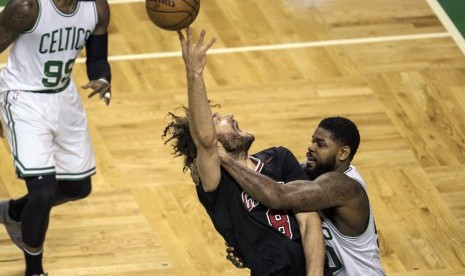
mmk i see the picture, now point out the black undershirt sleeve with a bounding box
[85,32,111,82]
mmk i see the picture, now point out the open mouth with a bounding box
[306,160,316,166]
[306,155,317,166]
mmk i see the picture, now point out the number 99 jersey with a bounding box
[0,0,98,92]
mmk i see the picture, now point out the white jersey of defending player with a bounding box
[0,0,98,92]
[319,165,385,276]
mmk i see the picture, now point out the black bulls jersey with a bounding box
[196,146,309,275]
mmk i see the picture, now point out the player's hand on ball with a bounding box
[82,78,111,106]
[225,244,245,269]
[177,27,216,76]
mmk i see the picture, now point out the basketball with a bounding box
[146,0,200,31]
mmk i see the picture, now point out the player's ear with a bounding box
[338,146,351,162]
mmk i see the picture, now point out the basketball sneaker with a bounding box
[29,273,48,276]
[0,199,23,249]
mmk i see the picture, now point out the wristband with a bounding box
[98,78,110,86]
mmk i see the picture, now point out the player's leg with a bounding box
[22,175,57,276]
[0,85,94,250]
[54,83,96,191]
[0,91,26,248]
[0,90,58,275]
[54,177,92,205]
[5,176,92,216]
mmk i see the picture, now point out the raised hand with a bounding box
[177,27,216,76]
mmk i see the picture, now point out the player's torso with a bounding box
[0,0,98,92]
[241,153,301,241]
[319,166,385,276]
[227,148,306,274]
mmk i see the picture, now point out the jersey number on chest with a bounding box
[42,59,76,87]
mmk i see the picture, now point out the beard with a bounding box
[217,132,255,159]
[304,155,337,180]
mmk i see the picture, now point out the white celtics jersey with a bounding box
[319,165,385,276]
[0,0,98,92]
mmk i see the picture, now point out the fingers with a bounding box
[226,254,244,268]
[104,92,111,106]
[83,80,111,105]
[181,27,215,52]
[177,30,184,41]
[225,246,244,268]
[87,88,102,98]
[186,26,192,48]
[81,82,92,89]
[205,36,217,51]
[196,29,206,49]
[178,29,187,50]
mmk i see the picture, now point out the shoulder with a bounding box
[93,0,109,15]
[316,171,364,197]
[5,0,38,19]
[12,0,38,12]
[90,0,109,33]
[1,0,39,32]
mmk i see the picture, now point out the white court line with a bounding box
[426,0,465,56]
[0,32,451,67]
[78,32,451,65]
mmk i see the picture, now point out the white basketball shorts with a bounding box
[0,82,96,180]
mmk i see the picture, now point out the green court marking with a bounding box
[438,0,465,38]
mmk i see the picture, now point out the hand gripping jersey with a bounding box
[0,0,98,92]
[196,147,308,276]
[319,165,385,276]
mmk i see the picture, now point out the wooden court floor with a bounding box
[1,0,465,275]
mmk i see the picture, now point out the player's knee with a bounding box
[58,177,92,200]
[25,175,57,208]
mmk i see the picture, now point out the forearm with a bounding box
[221,155,286,209]
[300,214,325,276]
[187,72,216,147]
[85,33,111,82]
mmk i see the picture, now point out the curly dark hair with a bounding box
[318,116,360,160]
[162,103,220,172]
[162,106,196,172]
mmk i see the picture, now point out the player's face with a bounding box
[213,112,255,154]
[304,127,339,180]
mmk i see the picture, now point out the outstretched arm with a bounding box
[220,153,371,235]
[178,28,219,192]
[220,153,352,211]
[295,212,325,276]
